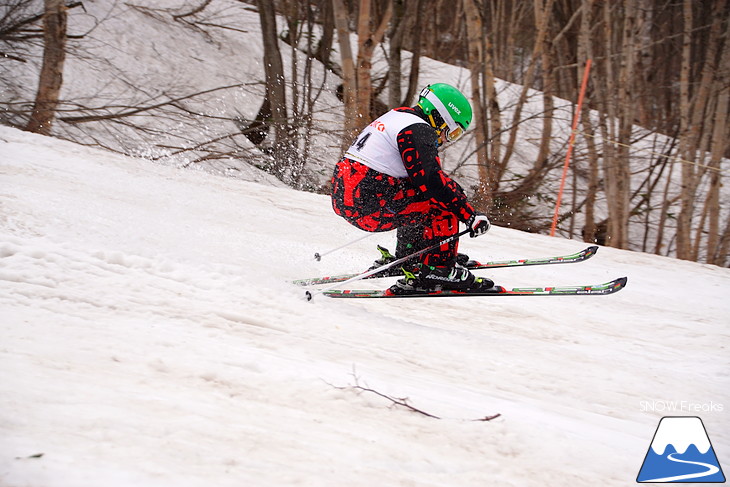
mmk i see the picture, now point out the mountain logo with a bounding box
[637,416,725,483]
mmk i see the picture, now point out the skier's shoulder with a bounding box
[377,107,429,130]
[387,109,436,147]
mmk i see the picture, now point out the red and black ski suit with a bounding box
[331,107,476,267]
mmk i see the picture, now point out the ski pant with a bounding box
[330,158,459,267]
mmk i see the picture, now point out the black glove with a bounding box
[467,213,491,238]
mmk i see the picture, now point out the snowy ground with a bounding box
[1,126,728,486]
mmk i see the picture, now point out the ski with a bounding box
[315,277,627,299]
[294,246,599,286]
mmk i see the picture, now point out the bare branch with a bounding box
[327,371,501,422]
[59,83,245,124]
[172,0,213,21]
[0,1,82,40]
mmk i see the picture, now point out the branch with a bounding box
[345,383,442,419]
[173,0,213,21]
[370,1,393,48]
[0,52,27,62]
[0,2,83,39]
[59,83,244,124]
[328,372,501,422]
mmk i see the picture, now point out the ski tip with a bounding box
[581,245,599,259]
[608,276,628,293]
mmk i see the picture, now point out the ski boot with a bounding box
[367,246,405,277]
[389,263,498,295]
[371,246,475,277]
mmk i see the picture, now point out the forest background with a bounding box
[1,0,728,266]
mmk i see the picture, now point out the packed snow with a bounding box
[1,125,728,486]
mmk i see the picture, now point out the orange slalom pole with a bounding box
[550,58,592,237]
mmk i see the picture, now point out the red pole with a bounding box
[550,58,592,237]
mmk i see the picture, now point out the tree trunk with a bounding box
[534,0,555,189]
[355,0,373,126]
[355,0,392,128]
[675,0,694,259]
[388,0,405,108]
[257,0,287,134]
[633,0,653,127]
[704,14,730,264]
[463,0,491,211]
[578,0,598,243]
[26,0,67,135]
[676,0,726,260]
[402,0,427,106]
[332,0,358,148]
[481,2,503,198]
[500,0,554,169]
[610,0,636,249]
[256,0,291,179]
[314,0,335,68]
[716,212,730,268]
[597,1,631,249]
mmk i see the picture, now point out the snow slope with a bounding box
[1,126,728,486]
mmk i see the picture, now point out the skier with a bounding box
[331,83,495,294]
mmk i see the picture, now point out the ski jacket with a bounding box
[344,107,475,223]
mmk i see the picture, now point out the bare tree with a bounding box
[611,0,637,249]
[256,0,286,140]
[386,0,405,108]
[704,16,730,265]
[332,0,392,147]
[314,0,335,69]
[25,0,67,135]
[676,0,727,260]
[462,0,490,210]
[332,0,358,148]
[355,0,392,123]
[577,0,599,244]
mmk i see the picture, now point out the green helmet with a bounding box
[416,83,472,143]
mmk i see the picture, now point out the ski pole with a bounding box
[314,231,376,261]
[305,228,471,301]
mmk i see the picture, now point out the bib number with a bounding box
[354,132,371,151]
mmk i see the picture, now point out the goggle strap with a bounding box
[423,89,459,133]
[428,114,447,130]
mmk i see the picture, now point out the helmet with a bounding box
[416,83,472,144]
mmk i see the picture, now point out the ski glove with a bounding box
[467,213,491,238]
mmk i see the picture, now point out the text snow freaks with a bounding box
[640,401,724,413]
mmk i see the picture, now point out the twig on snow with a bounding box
[326,369,501,422]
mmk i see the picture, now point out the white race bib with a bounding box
[345,110,429,178]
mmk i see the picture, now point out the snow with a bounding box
[1,125,728,486]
